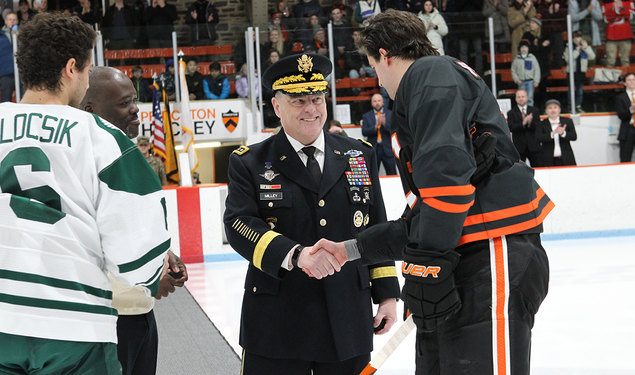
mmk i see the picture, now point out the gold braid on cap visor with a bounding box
[272,73,328,93]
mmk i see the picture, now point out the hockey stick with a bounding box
[359,314,416,375]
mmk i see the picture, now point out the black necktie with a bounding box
[302,146,321,186]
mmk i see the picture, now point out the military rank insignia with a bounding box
[345,155,371,186]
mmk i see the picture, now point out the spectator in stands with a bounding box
[0,12,19,103]
[264,28,291,58]
[355,0,383,26]
[569,0,603,47]
[362,93,397,175]
[536,0,567,68]
[453,0,485,75]
[269,13,289,42]
[204,61,230,100]
[131,65,152,102]
[509,0,537,58]
[309,26,329,56]
[132,0,148,48]
[192,171,201,184]
[159,58,176,100]
[186,0,219,46]
[522,16,551,108]
[185,57,205,100]
[601,0,634,68]
[0,0,10,20]
[72,0,99,25]
[345,30,374,79]
[512,40,541,106]
[614,72,635,161]
[263,49,280,71]
[233,30,262,73]
[536,99,577,166]
[330,7,352,54]
[274,0,296,32]
[103,0,139,50]
[507,89,542,166]
[33,0,47,13]
[1,11,16,38]
[563,30,595,112]
[418,0,448,55]
[325,0,355,26]
[297,13,322,46]
[483,0,511,53]
[144,0,177,48]
[326,119,349,136]
[235,63,258,99]
[16,0,36,24]
[293,0,324,32]
[384,0,415,12]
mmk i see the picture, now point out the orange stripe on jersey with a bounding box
[464,188,546,227]
[418,185,475,198]
[422,197,474,213]
[490,236,511,375]
[458,199,555,246]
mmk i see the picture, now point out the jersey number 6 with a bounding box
[0,147,66,224]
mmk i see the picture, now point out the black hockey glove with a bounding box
[471,130,497,185]
[401,244,461,332]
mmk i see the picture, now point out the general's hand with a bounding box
[312,238,348,266]
[297,246,341,279]
[374,298,398,335]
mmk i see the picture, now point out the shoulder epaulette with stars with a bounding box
[359,139,373,148]
[232,145,250,155]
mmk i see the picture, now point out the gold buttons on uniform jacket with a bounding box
[318,200,325,207]
[320,219,327,226]
[268,202,274,208]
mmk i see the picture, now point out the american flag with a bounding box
[151,83,166,161]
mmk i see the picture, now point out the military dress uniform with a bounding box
[355,56,554,375]
[223,54,400,374]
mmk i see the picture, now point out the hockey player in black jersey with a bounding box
[314,9,553,375]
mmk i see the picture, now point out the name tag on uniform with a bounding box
[260,192,283,200]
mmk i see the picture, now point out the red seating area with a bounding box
[104,45,233,60]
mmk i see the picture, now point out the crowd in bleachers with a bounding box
[1,0,635,117]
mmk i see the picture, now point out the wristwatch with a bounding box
[291,246,305,268]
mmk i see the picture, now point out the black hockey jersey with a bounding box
[358,56,554,257]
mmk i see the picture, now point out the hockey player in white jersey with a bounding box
[0,13,170,374]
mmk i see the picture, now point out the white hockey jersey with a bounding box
[0,103,170,344]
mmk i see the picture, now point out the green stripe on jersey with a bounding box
[0,270,112,300]
[118,238,170,273]
[0,293,117,316]
[98,147,162,195]
[143,264,164,297]
[92,113,134,153]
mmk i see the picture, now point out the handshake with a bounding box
[294,239,350,279]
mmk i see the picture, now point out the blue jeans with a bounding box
[519,80,534,107]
